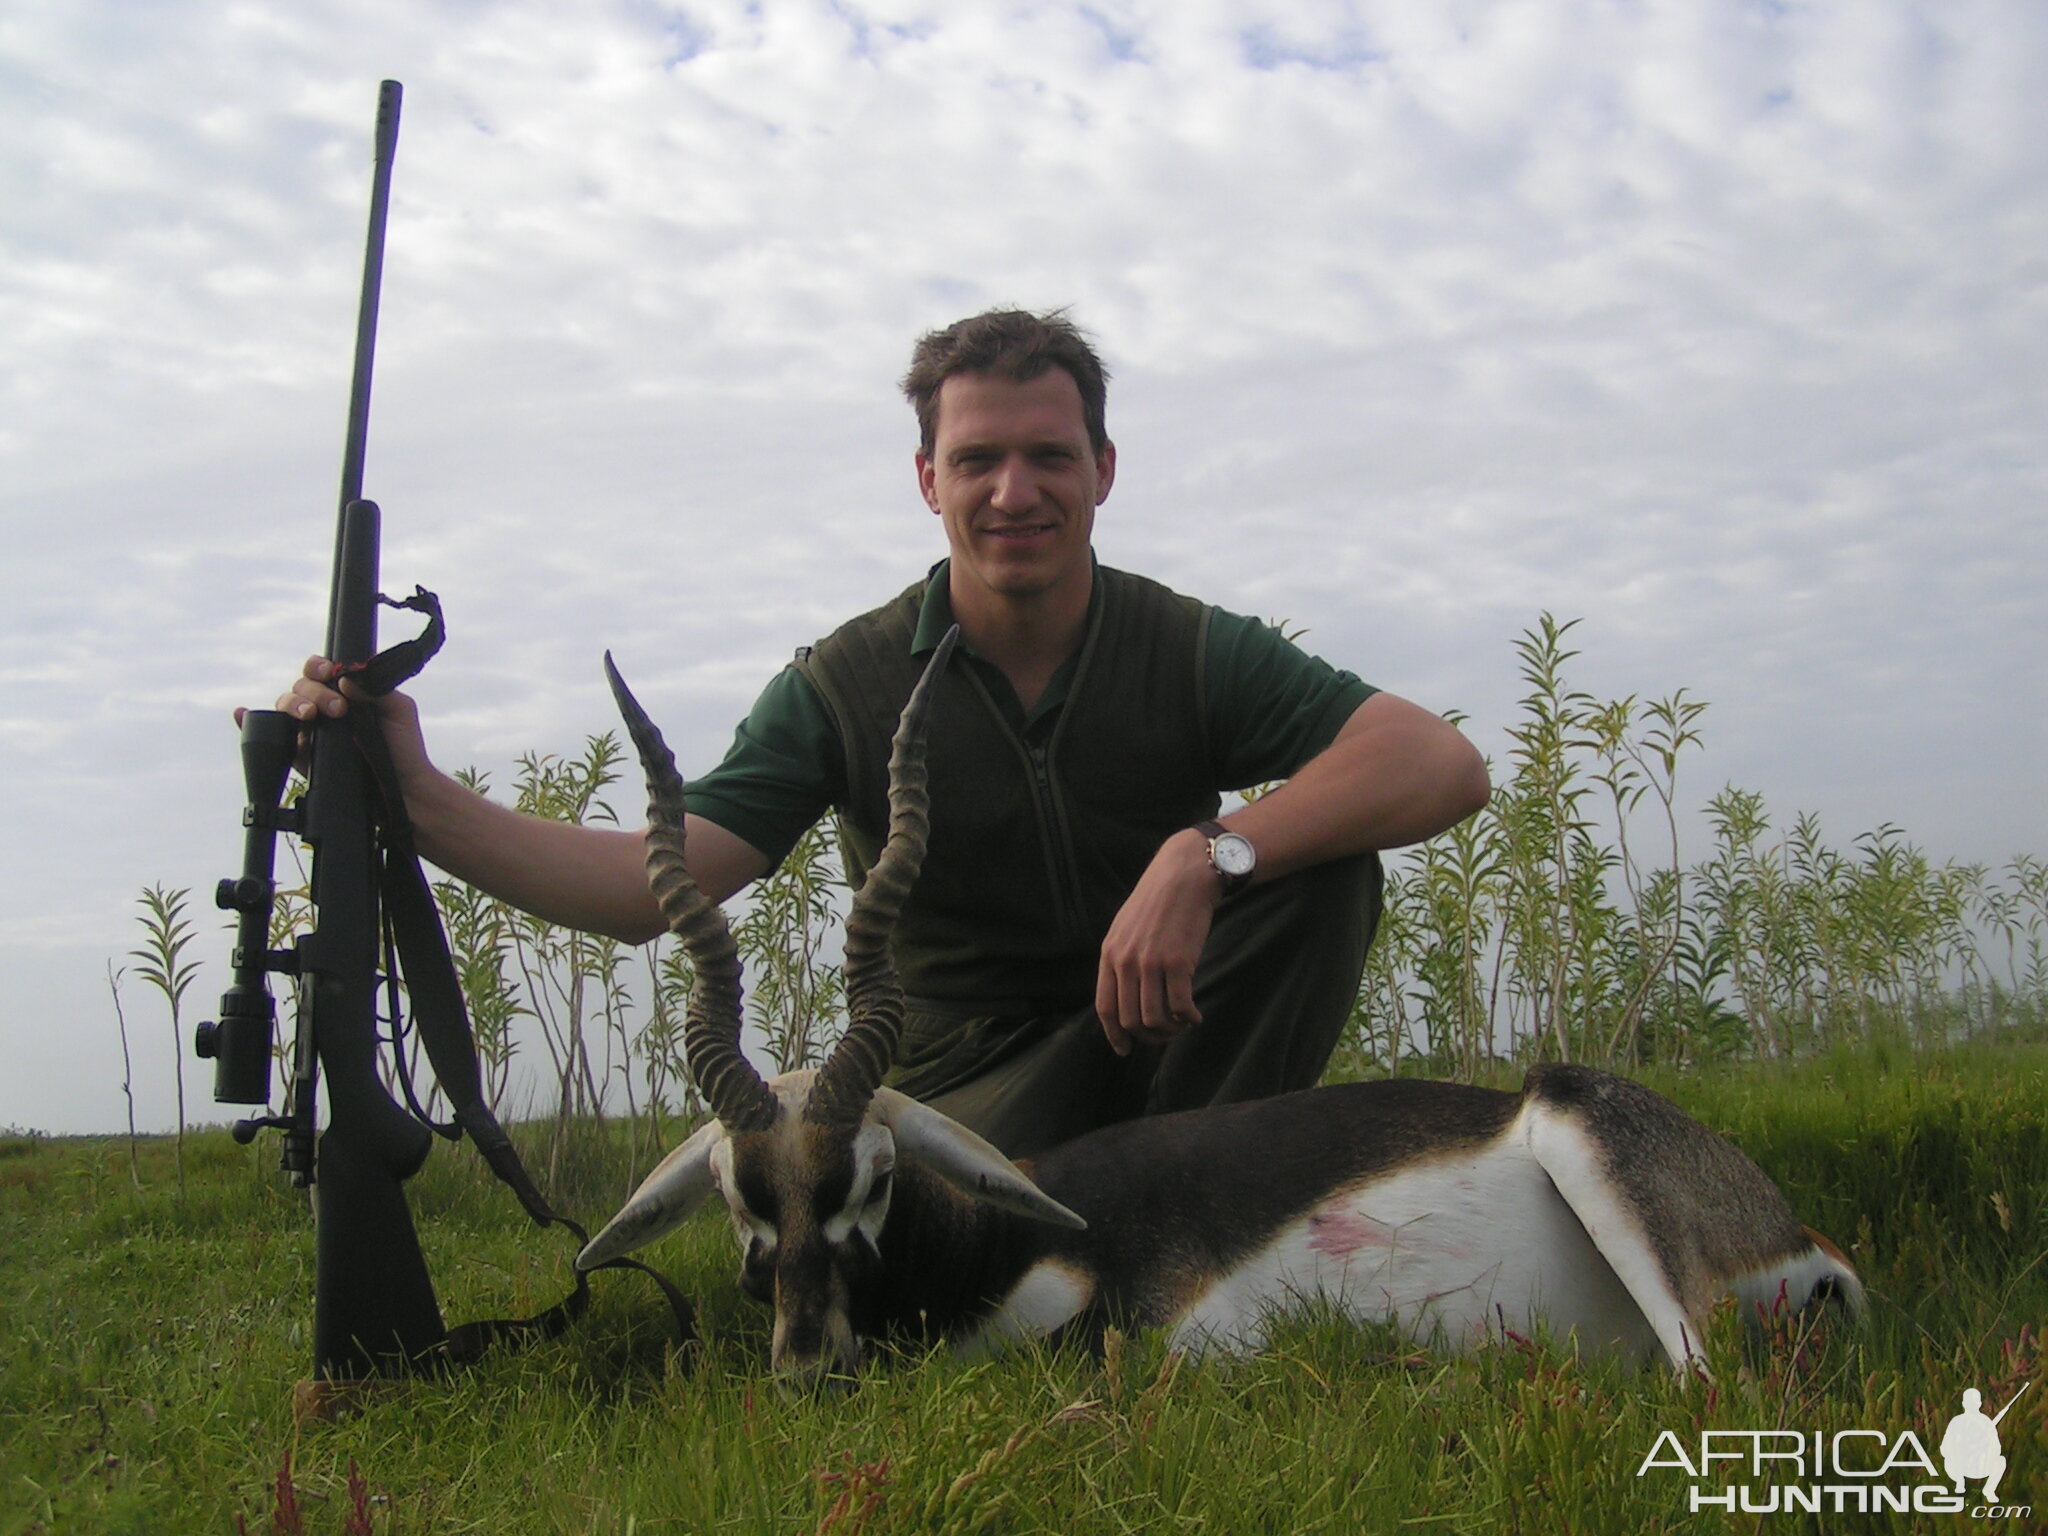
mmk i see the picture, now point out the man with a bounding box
[1941,1389,2010,1504]
[266,309,1489,1156]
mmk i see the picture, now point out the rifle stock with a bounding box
[300,493,448,1376]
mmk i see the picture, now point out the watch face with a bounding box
[1212,832,1256,878]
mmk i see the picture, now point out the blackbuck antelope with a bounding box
[582,632,1863,1382]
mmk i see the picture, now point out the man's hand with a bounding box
[1094,826,1223,1056]
[234,656,769,944]
[233,656,433,788]
[1088,691,1489,1059]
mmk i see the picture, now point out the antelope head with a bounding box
[578,627,1083,1383]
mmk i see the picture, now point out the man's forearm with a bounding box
[1217,691,1489,883]
[404,767,770,944]
[404,767,663,941]
[1096,691,1487,1048]
[283,671,770,941]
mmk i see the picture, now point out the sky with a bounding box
[4,0,2044,1136]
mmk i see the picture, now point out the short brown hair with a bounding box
[901,308,1111,456]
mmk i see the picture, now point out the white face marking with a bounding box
[823,1124,896,1247]
[731,1206,777,1251]
[1164,1136,1661,1363]
[710,1136,777,1257]
[709,1092,899,1260]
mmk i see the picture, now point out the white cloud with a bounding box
[3,0,2043,1131]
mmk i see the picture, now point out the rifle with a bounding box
[1991,1380,2030,1427]
[196,83,694,1388]
[195,79,449,1379]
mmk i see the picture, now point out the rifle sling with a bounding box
[341,591,698,1364]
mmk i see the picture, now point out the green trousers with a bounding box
[889,851,1383,1159]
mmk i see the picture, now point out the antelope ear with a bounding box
[577,1118,729,1269]
[872,1088,1087,1230]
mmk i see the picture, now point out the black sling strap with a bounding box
[338,588,697,1364]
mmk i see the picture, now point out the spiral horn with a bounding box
[806,626,957,1127]
[604,652,777,1134]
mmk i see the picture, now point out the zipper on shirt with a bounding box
[1025,739,1091,946]
[961,666,1089,949]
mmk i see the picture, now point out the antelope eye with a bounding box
[864,1170,893,1209]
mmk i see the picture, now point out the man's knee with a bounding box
[1209,850,1382,962]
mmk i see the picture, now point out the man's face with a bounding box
[916,369,1115,609]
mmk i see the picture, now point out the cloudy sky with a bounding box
[5,1,2043,1135]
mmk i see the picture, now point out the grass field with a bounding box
[5,1035,2043,1535]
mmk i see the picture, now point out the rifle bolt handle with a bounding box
[231,1116,294,1146]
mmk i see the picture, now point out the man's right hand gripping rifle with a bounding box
[239,656,774,944]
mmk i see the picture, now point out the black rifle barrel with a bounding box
[328,78,402,653]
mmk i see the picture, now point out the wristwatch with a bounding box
[1195,819,1256,897]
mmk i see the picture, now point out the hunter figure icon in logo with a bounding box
[1941,1384,2026,1504]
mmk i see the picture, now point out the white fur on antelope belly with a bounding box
[974,1258,1097,1352]
[1165,1139,1662,1361]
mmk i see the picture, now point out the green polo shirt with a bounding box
[682,562,1376,865]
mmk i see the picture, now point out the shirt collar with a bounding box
[909,560,958,656]
[909,556,1103,656]
[909,557,1102,734]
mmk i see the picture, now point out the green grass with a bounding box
[5,1039,2044,1534]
